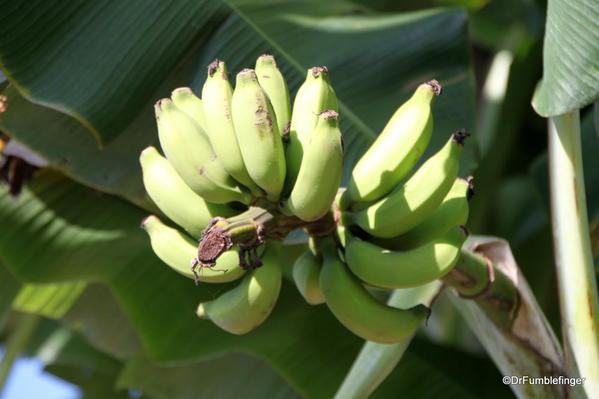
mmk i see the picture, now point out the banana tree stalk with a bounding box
[333,281,442,399]
[548,111,599,396]
[0,313,40,396]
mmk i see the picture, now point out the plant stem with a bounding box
[333,281,442,399]
[0,313,40,396]
[548,111,599,395]
[443,248,519,327]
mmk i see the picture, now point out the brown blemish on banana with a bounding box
[282,122,291,143]
[310,66,328,78]
[451,129,470,146]
[238,68,258,82]
[466,176,475,200]
[254,105,273,137]
[425,79,442,95]
[319,110,339,119]
[207,59,221,77]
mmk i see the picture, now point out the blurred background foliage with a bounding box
[0,0,597,397]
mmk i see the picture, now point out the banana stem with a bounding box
[548,111,599,394]
[333,282,442,399]
[0,313,40,396]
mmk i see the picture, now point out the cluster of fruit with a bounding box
[140,55,471,343]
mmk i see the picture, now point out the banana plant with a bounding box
[0,0,598,398]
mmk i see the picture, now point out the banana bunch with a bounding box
[139,55,344,334]
[140,54,472,342]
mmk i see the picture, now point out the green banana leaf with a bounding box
[468,0,543,49]
[531,0,599,116]
[0,0,228,145]
[0,263,21,328]
[117,352,303,399]
[60,284,142,360]
[12,283,86,320]
[0,3,477,206]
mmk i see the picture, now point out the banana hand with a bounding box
[350,130,469,238]
[345,226,467,289]
[196,244,282,334]
[141,215,245,283]
[232,69,286,201]
[284,110,343,221]
[340,80,441,210]
[139,146,234,237]
[319,238,429,343]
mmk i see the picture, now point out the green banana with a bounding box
[292,247,325,305]
[284,110,343,221]
[169,91,249,194]
[284,67,338,194]
[201,60,262,195]
[231,69,286,201]
[155,99,250,204]
[318,238,430,343]
[170,87,207,131]
[345,226,468,289]
[349,130,469,238]
[255,54,291,135]
[340,80,442,210]
[196,244,282,334]
[372,177,473,250]
[141,215,246,283]
[139,146,234,237]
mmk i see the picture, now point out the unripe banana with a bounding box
[141,215,245,283]
[170,87,207,131]
[169,89,249,194]
[255,54,291,135]
[372,177,473,250]
[196,245,282,334]
[318,239,430,343]
[231,69,286,201]
[292,247,325,305]
[284,67,338,194]
[345,226,468,289]
[201,60,263,195]
[139,146,235,237]
[155,99,250,204]
[349,130,469,238]
[340,81,441,210]
[284,110,343,221]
